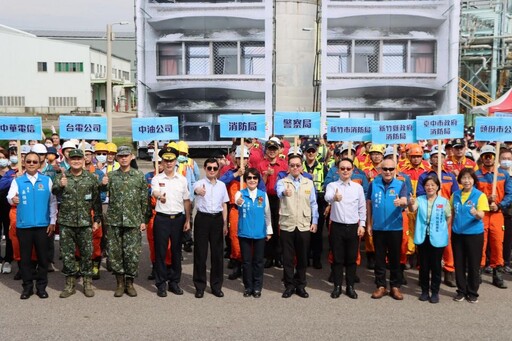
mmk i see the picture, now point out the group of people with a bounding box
[0,133,511,304]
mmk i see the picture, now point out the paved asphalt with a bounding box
[1,125,512,339]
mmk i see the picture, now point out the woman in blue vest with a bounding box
[235,168,272,298]
[451,168,488,303]
[409,176,451,303]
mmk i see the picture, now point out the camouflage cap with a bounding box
[117,145,132,156]
[68,148,84,158]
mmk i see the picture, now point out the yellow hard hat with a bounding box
[177,141,189,154]
[94,142,108,152]
[167,141,179,150]
[106,142,118,153]
[368,144,385,154]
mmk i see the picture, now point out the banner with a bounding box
[274,112,320,136]
[219,114,266,139]
[474,116,512,142]
[60,116,107,140]
[132,117,179,141]
[416,114,464,140]
[326,118,372,141]
[0,116,42,140]
[371,120,416,144]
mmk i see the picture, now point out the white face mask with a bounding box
[500,160,512,169]
[45,143,53,148]
[0,159,8,168]
[96,155,107,163]
[9,156,18,165]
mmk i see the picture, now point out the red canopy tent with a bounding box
[471,88,512,115]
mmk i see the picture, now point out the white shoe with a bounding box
[2,262,12,274]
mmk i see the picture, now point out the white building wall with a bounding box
[0,27,92,113]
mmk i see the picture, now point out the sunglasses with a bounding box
[96,153,107,156]
[381,167,395,172]
[206,166,219,171]
[25,160,39,165]
[339,167,352,171]
[306,150,316,153]
[289,164,302,168]
[246,176,258,180]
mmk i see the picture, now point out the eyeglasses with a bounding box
[206,166,219,171]
[339,167,352,171]
[25,160,39,165]
[482,154,494,159]
[381,167,395,172]
[246,176,258,180]
[96,153,107,156]
[289,164,302,168]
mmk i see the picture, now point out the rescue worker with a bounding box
[52,149,102,298]
[444,138,478,176]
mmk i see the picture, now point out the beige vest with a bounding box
[279,175,314,232]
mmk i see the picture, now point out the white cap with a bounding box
[62,141,76,150]
[480,144,496,155]
[287,146,303,156]
[20,145,31,154]
[31,143,47,154]
[235,146,250,158]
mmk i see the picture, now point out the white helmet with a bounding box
[235,146,250,158]
[31,143,47,154]
[79,142,94,153]
[62,141,76,150]
[287,146,303,156]
[20,145,31,154]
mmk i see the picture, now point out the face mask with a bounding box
[96,155,107,163]
[45,143,53,148]
[0,159,8,168]
[177,155,188,163]
[9,156,18,165]
[500,160,512,169]
[423,153,430,160]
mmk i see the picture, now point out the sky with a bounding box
[0,0,135,32]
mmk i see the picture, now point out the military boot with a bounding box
[83,277,95,297]
[60,276,76,298]
[125,277,138,297]
[443,270,456,287]
[92,261,100,280]
[492,267,508,289]
[114,274,125,297]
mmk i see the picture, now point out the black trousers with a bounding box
[281,227,310,290]
[264,194,281,261]
[373,230,402,289]
[417,238,445,294]
[503,214,512,266]
[154,214,184,289]
[240,237,266,292]
[0,205,13,262]
[310,193,326,262]
[329,222,359,287]
[452,232,484,297]
[17,227,49,292]
[193,212,224,292]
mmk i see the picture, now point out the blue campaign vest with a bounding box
[370,177,404,231]
[414,195,449,247]
[237,188,267,239]
[452,189,485,235]
[15,174,51,228]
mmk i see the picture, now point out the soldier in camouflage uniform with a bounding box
[101,145,149,297]
[52,149,102,298]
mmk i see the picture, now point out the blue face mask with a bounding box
[0,159,8,168]
[96,155,107,163]
[177,155,188,163]
[423,153,430,160]
[500,160,512,169]
[9,156,18,165]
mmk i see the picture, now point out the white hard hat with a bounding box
[480,144,496,155]
[20,145,31,154]
[62,141,76,150]
[340,142,357,155]
[383,146,397,158]
[235,146,250,158]
[31,143,47,154]
[79,142,94,153]
[287,146,303,156]
[430,145,446,156]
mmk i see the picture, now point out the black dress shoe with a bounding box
[36,290,49,299]
[168,283,184,295]
[282,288,295,298]
[20,290,33,300]
[345,286,358,299]
[330,286,342,299]
[243,289,253,297]
[296,288,309,298]
[157,288,167,297]
[274,259,283,268]
[195,290,204,298]
[264,259,273,269]
[253,290,261,298]
[212,290,224,298]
